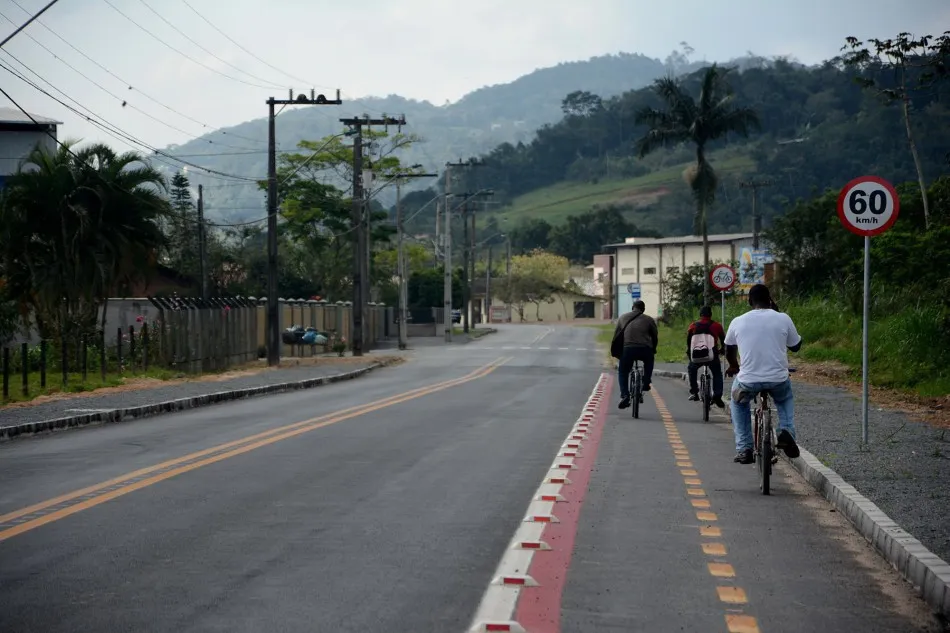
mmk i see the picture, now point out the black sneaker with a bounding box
[734,449,754,464]
[777,430,801,458]
[688,393,699,402]
[713,397,726,409]
[642,384,651,392]
[618,397,631,409]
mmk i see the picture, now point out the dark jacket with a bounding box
[615,309,658,352]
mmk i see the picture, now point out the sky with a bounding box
[1,0,947,154]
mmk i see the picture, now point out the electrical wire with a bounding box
[135,0,285,90]
[9,0,265,146]
[0,10,261,153]
[101,0,281,91]
[0,58,260,182]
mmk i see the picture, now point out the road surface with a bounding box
[0,325,942,632]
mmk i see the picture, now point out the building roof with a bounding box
[0,107,62,125]
[604,232,755,248]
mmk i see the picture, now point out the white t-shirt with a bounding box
[724,309,802,384]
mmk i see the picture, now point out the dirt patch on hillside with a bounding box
[592,186,671,210]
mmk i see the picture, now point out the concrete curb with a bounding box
[788,448,950,618]
[654,370,688,381]
[0,363,383,442]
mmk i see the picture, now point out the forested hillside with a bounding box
[442,56,947,252]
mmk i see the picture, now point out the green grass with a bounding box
[0,366,186,404]
[486,151,754,228]
[593,296,950,397]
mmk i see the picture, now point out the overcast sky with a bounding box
[1,0,947,153]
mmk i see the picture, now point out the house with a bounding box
[604,233,774,318]
[0,107,62,189]
[471,279,605,324]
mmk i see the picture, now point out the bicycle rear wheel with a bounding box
[631,366,641,419]
[759,411,772,495]
[701,371,710,422]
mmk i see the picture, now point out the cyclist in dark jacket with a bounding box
[614,300,658,409]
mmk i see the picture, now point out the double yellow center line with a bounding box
[0,356,511,543]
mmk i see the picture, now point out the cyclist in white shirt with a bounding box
[724,284,802,465]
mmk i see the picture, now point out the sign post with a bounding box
[709,264,737,325]
[836,175,900,444]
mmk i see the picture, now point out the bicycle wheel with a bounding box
[632,365,641,419]
[701,370,710,422]
[759,410,772,495]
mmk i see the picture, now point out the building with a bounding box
[489,288,604,323]
[604,233,774,317]
[0,107,62,188]
[589,254,615,319]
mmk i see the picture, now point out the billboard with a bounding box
[738,248,773,291]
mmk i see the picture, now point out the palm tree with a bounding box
[0,141,169,339]
[635,64,760,303]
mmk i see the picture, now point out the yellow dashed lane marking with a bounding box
[726,614,761,633]
[680,468,697,475]
[717,586,748,604]
[691,499,711,508]
[708,562,736,578]
[697,511,718,521]
[702,542,728,556]
[701,526,722,537]
[684,478,702,485]
[687,488,706,497]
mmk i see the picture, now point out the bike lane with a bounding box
[554,377,941,632]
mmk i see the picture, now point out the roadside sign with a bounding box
[836,175,900,445]
[709,265,736,292]
[836,175,900,237]
[627,282,641,299]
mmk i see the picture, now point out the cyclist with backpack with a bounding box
[686,306,726,409]
[611,300,659,410]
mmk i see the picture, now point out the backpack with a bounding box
[610,312,641,359]
[689,320,717,362]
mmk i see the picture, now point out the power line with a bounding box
[101,0,281,91]
[179,0,320,90]
[0,0,60,49]
[136,0,285,91]
[0,59,260,182]
[0,10,260,153]
[9,0,264,147]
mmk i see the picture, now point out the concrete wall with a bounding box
[0,127,57,177]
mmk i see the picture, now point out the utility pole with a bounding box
[266,89,342,367]
[444,158,486,334]
[485,244,492,325]
[442,168,453,343]
[197,184,208,301]
[340,114,407,356]
[394,170,437,350]
[739,178,774,251]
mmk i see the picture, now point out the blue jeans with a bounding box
[617,345,654,399]
[730,378,796,452]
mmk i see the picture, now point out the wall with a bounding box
[0,127,57,177]
[501,292,603,323]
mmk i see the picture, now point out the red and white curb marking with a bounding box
[468,373,612,633]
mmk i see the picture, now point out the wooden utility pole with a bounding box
[739,178,774,250]
[339,114,408,356]
[266,89,342,367]
[394,170,437,350]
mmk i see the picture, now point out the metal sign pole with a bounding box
[721,290,726,326]
[861,235,870,444]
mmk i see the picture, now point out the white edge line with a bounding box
[467,373,609,632]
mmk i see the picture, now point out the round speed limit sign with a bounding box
[836,175,900,237]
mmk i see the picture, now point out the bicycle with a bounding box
[629,360,644,419]
[752,368,796,495]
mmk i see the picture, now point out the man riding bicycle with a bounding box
[613,300,658,410]
[686,305,726,409]
[724,284,802,464]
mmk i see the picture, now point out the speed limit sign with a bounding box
[709,264,736,291]
[836,175,900,237]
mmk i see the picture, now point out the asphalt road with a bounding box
[0,324,943,632]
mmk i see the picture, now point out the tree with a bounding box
[500,249,569,321]
[508,217,553,254]
[163,172,201,287]
[561,91,604,117]
[548,207,659,263]
[0,141,168,338]
[634,65,760,302]
[841,31,950,229]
